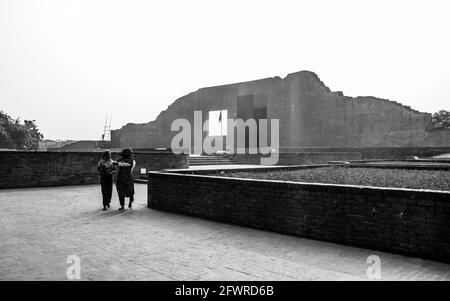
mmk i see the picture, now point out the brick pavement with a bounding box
[0,184,449,280]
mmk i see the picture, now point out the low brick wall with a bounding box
[0,151,188,189]
[235,152,362,165]
[165,164,329,175]
[277,147,450,160]
[148,172,450,263]
[133,151,188,175]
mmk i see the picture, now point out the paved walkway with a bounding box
[0,184,449,281]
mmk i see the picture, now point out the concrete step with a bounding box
[190,160,236,163]
[190,159,236,163]
[190,157,235,160]
[190,161,237,165]
[189,155,238,166]
[190,162,237,166]
[189,156,238,166]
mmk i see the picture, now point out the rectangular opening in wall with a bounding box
[208,110,227,136]
[236,94,267,150]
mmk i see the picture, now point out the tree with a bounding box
[0,111,44,150]
[432,110,450,129]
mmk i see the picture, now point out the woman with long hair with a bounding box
[115,148,136,210]
[97,150,116,210]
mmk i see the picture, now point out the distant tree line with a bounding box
[39,139,76,150]
[432,110,450,129]
[0,111,43,150]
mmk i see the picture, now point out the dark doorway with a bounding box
[236,94,267,150]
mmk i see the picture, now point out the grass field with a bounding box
[220,167,450,191]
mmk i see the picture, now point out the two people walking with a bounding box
[97,148,136,211]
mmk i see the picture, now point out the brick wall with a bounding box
[166,164,328,175]
[276,147,450,160]
[0,151,188,189]
[111,71,450,150]
[235,152,361,165]
[133,152,188,175]
[148,172,450,263]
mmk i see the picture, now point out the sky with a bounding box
[0,0,449,140]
